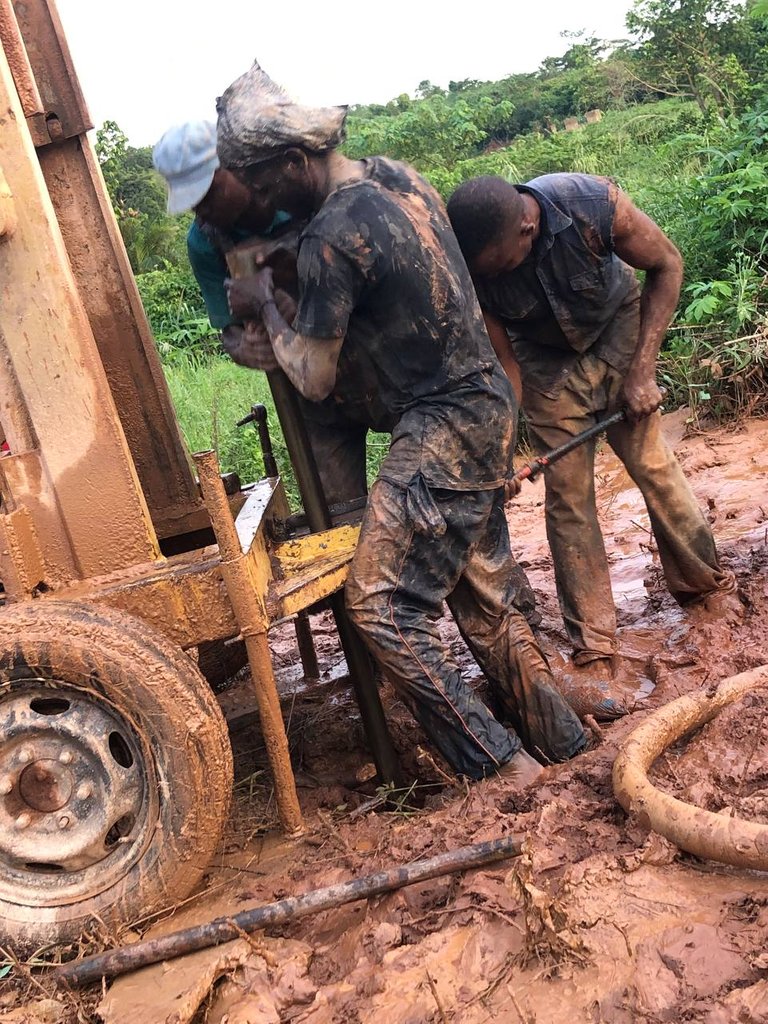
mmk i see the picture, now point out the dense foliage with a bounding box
[97,0,768,484]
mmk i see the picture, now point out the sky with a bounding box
[55,0,635,147]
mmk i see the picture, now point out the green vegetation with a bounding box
[99,0,768,488]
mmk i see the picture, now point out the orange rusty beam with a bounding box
[0,43,159,579]
[195,450,303,836]
[11,0,208,541]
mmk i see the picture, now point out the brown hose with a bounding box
[613,665,768,869]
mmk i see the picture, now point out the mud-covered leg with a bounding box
[345,480,521,780]
[525,385,617,661]
[446,493,587,762]
[606,411,733,601]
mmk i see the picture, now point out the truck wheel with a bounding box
[0,601,233,954]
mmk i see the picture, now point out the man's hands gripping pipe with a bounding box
[503,408,628,502]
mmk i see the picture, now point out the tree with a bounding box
[626,0,751,114]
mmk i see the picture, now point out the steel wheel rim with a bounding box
[0,679,159,908]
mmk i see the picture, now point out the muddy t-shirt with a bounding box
[293,157,517,491]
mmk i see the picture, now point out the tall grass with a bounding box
[164,353,391,504]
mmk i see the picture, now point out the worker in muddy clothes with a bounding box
[153,119,369,506]
[215,63,587,782]
[447,173,736,674]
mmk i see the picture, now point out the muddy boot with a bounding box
[553,656,636,721]
[684,576,744,625]
[495,748,544,787]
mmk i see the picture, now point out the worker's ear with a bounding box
[520,217,536,238]
[282,148,310,182]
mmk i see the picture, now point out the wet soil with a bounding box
[6,411,768,1024]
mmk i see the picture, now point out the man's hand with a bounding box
[226,267,275,321]
[620,369,663,422]
[220,322,279,372]
[504,475,523,502]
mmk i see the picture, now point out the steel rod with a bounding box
[515,408,626,483]
[225,249,402,789]
[55,833,524,989]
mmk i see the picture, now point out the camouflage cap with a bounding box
[216,62,347,168]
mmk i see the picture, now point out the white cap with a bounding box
[153,120,219,214]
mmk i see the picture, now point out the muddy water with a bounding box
[9,413,768,1024]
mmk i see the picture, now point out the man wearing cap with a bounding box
[153,119,373,505]
[216,63,588,785]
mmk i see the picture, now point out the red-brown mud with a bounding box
[5,412,768,1024]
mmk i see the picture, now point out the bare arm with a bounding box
[261,301,344,402]
[611,186,684,421]
[483,310,523,405]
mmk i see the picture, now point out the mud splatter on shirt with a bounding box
[294,157,517,491]
[475,173,640,398]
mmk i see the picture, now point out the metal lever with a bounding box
[237,403,278,478]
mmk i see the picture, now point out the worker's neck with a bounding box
[312,152,366,205]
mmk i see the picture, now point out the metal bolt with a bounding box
[58,815,71,830]
[0,776,12,796]
[58,749,73,765]
[15,812,31,830]
[17,748,32,764]
[76,782,92,800]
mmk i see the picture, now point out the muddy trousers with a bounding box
[524,353,731,661]
[299,395,539,621]
[345,479,586,779]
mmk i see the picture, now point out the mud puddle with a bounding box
[5,412,768,1024]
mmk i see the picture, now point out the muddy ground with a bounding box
[5,411,768,1024]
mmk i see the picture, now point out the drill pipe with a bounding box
[55,834,524,988]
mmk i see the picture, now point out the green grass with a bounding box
[163,352,390,505]
[164,353,281,485]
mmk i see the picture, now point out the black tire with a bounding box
[0,601,233,954]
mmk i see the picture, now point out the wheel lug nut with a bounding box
[0,776,12,795]
[15,812,31,830]
[17,748,32,764]
[58,815,71,830]
[58,749,73,765]
[76,782,92,800]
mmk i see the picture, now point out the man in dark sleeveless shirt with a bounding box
[448,174,736,676]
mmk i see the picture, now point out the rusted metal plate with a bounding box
[60,553,238,649]
[11,0,90,143]
[0,47,159,580]
[36,137,209,541]
[0,0,42,116]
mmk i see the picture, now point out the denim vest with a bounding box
[478,173,639,352]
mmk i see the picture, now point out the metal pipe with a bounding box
[225,250,402,789]
[294,609,319,681]
[266,370,403,788]
[55,833,524,988]
[195,450,303,837]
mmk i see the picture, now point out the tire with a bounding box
[0,601,233,954]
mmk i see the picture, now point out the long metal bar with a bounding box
[55,833,524,988]
[195,450,303,837]
[225,252,402,788]
[267,370,403,788]
[515,408,627,483]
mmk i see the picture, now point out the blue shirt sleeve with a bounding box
[187,221,235,330]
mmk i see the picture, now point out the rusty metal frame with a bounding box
[0,14,366,834]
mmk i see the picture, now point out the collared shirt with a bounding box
[293,157,517,492]
[187,212,292,329]
[475,173,640,398]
